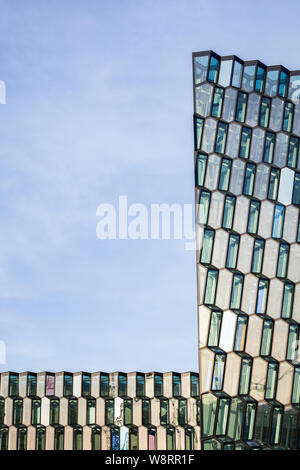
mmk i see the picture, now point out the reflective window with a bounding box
[272,203,285,239]
[0,427,8,450]
[289,74,300,100]
[263,132,276,163]
[87,398,96,425]
[45,374,55,397]
[265,69,279,97]
[54,427,64,450]
[228,398,244,441]
[91,427,101,450]
[282,282,294,319]
[292,368,300,404]
[256,278,269,315]
[193,54,209,85]
[242,65,255,92]
[218,158,232,191]
[251,238,264,274]
[185,427,194,450]
[68,399,78,426]
[197,190,211,225]
[27,373,37,397]
[255,66,266,93]
[268,168,280,201]
[234,315,248,352]
[216,397,230,435]
[243,162,256,195]
[166,426,175,450]
[105,399,114,426]
[50,398,59,425]
[212,353,226,391]
[297,216,300,243]
[208,55,220,83]
[230,274,243,310]
[247,200,260,235]
[13,399,23,426]
[160,399,169,426]
[215,122,228,154]
[259,96,271,127]
[239,358,252,395]
[36,427,46,451]
[232,61,243,88]
[178,398,187,425]
[32,399,41,425]
[218,60,232,87]
[136,373,145,397]
[195,153,207,187]
[287,324,299,362]
[277,243,289,279]
[9,373,18,397]
[0,399,4,426]
[281,410,298,450]
[260,318,274,356]
[82,374,91,397]
[191,374,199,397]
[243,402,256,441]
[278,70,289,98]
[194,117,204,150]
[211,86,224,118]
[204,269,218,306]
[283,101,294,132]
[239,126,252,159]
[201,228,215,264]
[148,428,156,451]
[142,399,151,426]
[222,195,235,229]
[226,233,240,269]
[236,91,247,122]
[100,373,109,397]
[265,361,279,400]
[118,373,127,397]
[129,427,138,451]
[73,427,83,451]
[173,373,181,397]
[124,399,132,426]
[208,310,222,347]
[64,374,73,397]
[154,373,163,397]
[17,427,27,451]
[270,407,283,445]
[292,172,300,205]
[287,136,299,168]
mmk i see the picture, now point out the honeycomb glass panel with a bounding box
[263,131,276,163]
[242,65,255,92]
[287,136,299,168]
[272,203,285,239]
[265,69,279,96]
[197,190,211,225]
[239,127,252,159]
[226,234,240,269]
[208,310,222,347]
[251,238,264,274]
[222,195,235,229]
[195,83,213,117]
[232,60,243,88]
[292,368,300,404]
[215,122,228,154]
[259,96,271,127]
[227,398,244,441]
[278,70,288,97]
[283,102,294,132]
[212,86,224,118]
[212,354,226,391]
[277,243,289,279]
[208,55,220,83]
[243,402,256,441]
[292,172,300,205]
[247,200,260,235]
[256,278,269,315]
[204,269,218,306]
[230,274,243,310]
[201,228,215,264]
[218,158,232,191]
[286,324,299,362]
[194,117,204,150]
[216,397,230,436]
[195,153,207,187]
[255,66,266,93]
[218,59,233,87]
[234,315,248,352]
[268,168,280,201]
[265,361,279,400]
[236,92,247,123]
[239,358,252,395]
[202,393,217,437]
[260,319,274,357]
[270,407,283,445]
[194,54,209,85]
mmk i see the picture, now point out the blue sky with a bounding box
[0,0,300,373]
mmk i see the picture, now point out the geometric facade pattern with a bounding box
[193,50,300,450]
[0,371,200,450]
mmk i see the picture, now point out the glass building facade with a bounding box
[194,50,300,450]
[0,371,200,450]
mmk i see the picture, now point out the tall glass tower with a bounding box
[193,50,300,450]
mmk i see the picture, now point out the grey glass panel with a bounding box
[289,74,300,100]
[283,102,294,132]
[228,398,244,440]
[194,55,209,85]
[202,119,217,153]
[239,358,252,395]
[243,163,256,196]
[249,128,264,163]
[265,69,279,97]
[236,92,247,123]
[216,398,230,436]
[226,123,241,158]
[256,279,269,315]
[242,65,255,92]
[64,374,73,397]
[226,233,240,269]
[32,399,41,425]
[288,136,299,168]
[212,354,226,391]
[260,319,273,356]
[222,195,235,229]
[87,399,96,425]
[218,158,232,191]
[269,98,284,132]
[160,399,169,425]
[222,88,237,122]
[239,127,251,159]
[268,168,280,201]
[230,159,244,195]
[272,203,285,239]
[205,154,220,190]
[281,410,298,449]
[204,269,218,305]
[243,403,256,441]
[270,407,283,445]
[230,274,243,310]
[292,172,300,205]
[255,66,266,93]
[202,393,217,437]
[254,164,269,200]
[195,83,213,116]
[50,399,60,425]
[265,362,278,400]
[277,243,289,279]
[232,61,243,88]
[293,104,300,137]
[215,122,228,154]
[274,133,289,168]
[287,324,299,361]
[211,86,224,118]
[263,132,276,163]
[195,153,207,186]
[197,190,211,225]
[218,59,233,87]
[201,228,214,264]
[282,282,294,319]
[247,200,260,234]
[259,97,271,127]
[246,93,260,126]
[194,117,204,150]
[234,315,248,352]
[251,238,264,274]
[208,310,222,347]
[54,427,64,450]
